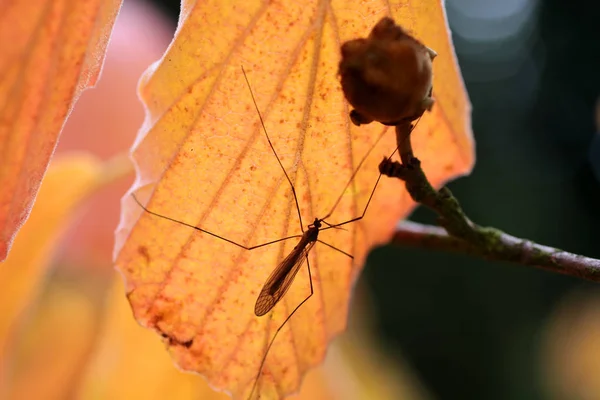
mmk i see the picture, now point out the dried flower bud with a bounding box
[339,17,436,126]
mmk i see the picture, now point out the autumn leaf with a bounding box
[0,0,122,261]
[0,153,130,399]
[116,1,473,399]
[76,276,225,400]
[77,276,340,400]
[0,154,109,367]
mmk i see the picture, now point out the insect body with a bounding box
[254,218,320,317]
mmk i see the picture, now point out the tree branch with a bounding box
[381,123,600,282]
[337,16,600,283]
[394,221,600,281]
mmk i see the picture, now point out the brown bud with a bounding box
[339,17,436,126]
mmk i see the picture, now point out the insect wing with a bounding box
[254,240,316,316]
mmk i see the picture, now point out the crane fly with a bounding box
[132,66,418,399]
[253,217,319,317]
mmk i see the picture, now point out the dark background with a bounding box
[148,1,600,398]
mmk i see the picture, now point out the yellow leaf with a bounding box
[0,154,106,369]
[3,277,99,400]
[116,2,473,399]
[0,0,122,260]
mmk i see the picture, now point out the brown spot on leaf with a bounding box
[138,245,151,264]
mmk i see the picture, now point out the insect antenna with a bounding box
[131,194,303,250]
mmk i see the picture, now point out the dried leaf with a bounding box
[116,1,473,398]
[0,0,122,261]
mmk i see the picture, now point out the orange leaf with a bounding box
[78,276,339,400]
[0,154,107,369]
[0,0,122,261]
[116,1,473,399]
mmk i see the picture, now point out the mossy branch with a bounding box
[338,16,600,282]
[382,123,600,282]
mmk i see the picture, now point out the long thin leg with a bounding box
[317,239,353,259]
[248,254,314,400]
[321,171,385,231]
[321,121,423,232]
[133,194,302,250]
[242,66,304,233]
[322,117,424,229]
[134,69,309,254]
[322,126,389,220]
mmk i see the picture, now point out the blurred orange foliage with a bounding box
[56,0,173,268]
[541,291,600,399]
[116,0,473,398]
[0,0,122,261]
[0,154,106,394]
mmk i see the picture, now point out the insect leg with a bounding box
[242,66,304,232]
[247,253,315,400]
[132,193,302,250]
[316,239,353,259]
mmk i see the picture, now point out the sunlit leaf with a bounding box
[0,154,108,368]
[78,276,342,400]
[116,1,473,398]
[0,0,122,261]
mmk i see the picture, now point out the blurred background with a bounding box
[3,0,599,399]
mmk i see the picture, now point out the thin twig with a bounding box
[381,124,600,282]
[394,221,600,282]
